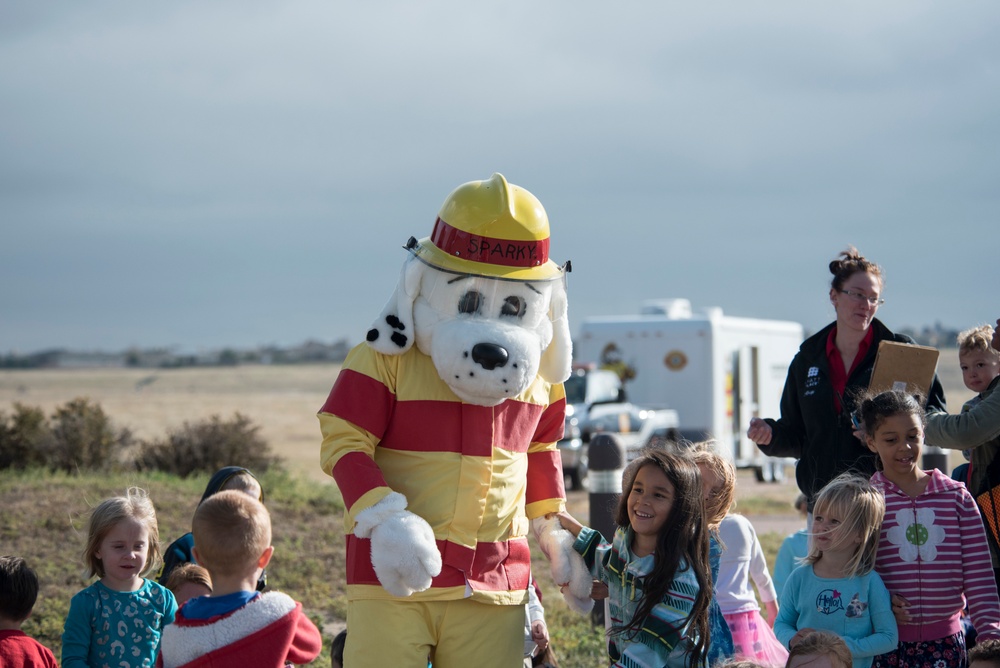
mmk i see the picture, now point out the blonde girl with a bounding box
[773,473,897,668]
[557,450,711,667]
[61,487,178,668]
[861,389,1000,668]
[688,444,736,666]
[692,445,787,667]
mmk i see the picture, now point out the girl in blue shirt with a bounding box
[774,474,897,668]
[62,487,177,668]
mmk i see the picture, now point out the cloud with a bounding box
[0,0,996,351]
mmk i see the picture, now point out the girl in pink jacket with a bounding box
[861,389,1000,668]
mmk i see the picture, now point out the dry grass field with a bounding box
[0,347,974,484]
[0,363,345,484]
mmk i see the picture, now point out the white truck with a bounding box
[574,299,804,481]
[558,366,681,490]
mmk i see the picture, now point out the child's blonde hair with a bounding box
[970,638,1000,667]
[163,562,212,595]
[959,324,1000,360]
[804,473,884,578]
[192,489,271,578]
[688,441,736,528]
[83,487,162,579]
[786,630,852,668]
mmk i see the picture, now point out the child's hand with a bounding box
[533,516,593,615]
[891,593,913,624]
[764,600,779,628]
[591,581,609,600]
[551,511,584,538]
[789,628,817,648]
[530,620,549,653]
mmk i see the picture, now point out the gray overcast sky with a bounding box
[1,1,996,354]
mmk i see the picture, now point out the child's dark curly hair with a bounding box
[856,389,925,439]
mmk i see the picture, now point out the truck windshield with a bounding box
[564,374,587,404]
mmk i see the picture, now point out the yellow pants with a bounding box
[345,598,524,667]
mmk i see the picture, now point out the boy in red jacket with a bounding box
[158,491,321,668]
[0,555,58,668]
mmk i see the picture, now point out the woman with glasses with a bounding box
[746,246,947,510]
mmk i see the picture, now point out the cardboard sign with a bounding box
[868,340,940,402]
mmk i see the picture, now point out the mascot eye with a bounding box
[458,291,484,315]
[501,296,526,319]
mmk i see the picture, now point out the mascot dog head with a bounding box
[366,173,572,407]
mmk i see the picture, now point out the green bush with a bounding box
[0,403,49,469]
[0,399,132,472]
[42,398,134,473]
[0,401,279,478]
[135,412,279,477]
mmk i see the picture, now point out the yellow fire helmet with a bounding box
[406,173,566,282]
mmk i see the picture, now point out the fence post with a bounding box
[587,433,626,627]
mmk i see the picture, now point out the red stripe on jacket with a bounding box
[330,392,559,456]
[320,369,394,439]
[527,449,565,505]
[346,534,531,592]
[333,451,389,510]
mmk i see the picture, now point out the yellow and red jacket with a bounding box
[319,343,567,606]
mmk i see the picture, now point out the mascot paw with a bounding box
[355,492,442,597]
[531,516,594,614]
[562,589,595,616]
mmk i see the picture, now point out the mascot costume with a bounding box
[319,174,593,667]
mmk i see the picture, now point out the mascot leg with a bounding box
[345,600,434,666]
[346,599,523,668]
[431,600,524,668]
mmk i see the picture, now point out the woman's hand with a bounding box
[747,417,773,446]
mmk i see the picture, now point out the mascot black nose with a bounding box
[471,343,509,370]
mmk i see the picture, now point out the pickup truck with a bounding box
[557,368,680,490]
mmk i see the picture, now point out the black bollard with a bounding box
[922,445,949,475]
[587,433,626,627]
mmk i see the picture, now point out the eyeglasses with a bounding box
[839,289,884,307]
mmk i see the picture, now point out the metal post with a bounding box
[922,445,949,475]
[587,433,626,627]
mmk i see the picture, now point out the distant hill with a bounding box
[0,338,352,369]
[0,321,965,370]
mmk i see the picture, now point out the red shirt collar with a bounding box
[826,325,874,412]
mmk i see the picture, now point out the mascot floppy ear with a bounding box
[537,275,572,384]
[366,251,424,355]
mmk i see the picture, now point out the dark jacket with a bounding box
[158,466,267,590]
[757,318,946,507]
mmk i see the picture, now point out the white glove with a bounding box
[354,492,442,597]
[531,515,593,615]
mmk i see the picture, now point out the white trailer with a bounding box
[574,299,804,480]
